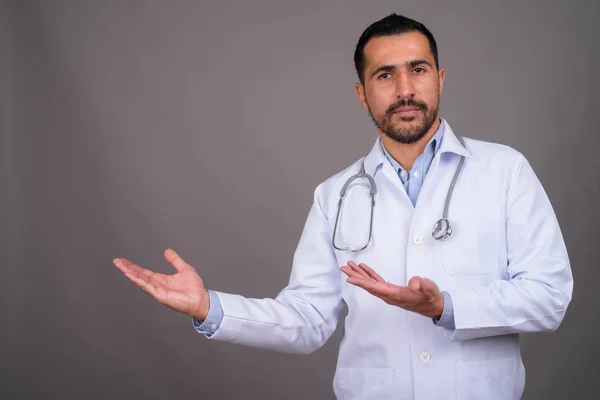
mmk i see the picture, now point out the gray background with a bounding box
[2,0,599,399]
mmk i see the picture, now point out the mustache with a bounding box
[386,98,428,116]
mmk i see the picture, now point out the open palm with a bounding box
[341,261,444,319]
[114,248,210,321]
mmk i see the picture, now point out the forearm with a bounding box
[441,153,573,341]
[193,184,346,354]
[206,290,345,354]
[445,270,572,341]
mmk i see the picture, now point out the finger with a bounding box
[346,277,389,294]
[122,269,160,299]
[358,263,385,283]
[114,258,141,276]
[372,282,411,299]
[346,279,417,304]
[114,258,170,291]
[346,278,386,299]
[164,249,189,273]
[114,258,155,280]
[341,265,362,278]
[346,261,371,280]
[341,267,373,285]
[346,277,376,293]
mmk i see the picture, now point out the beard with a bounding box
[368,97,439,144]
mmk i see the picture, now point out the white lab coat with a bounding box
[208,119,573,400]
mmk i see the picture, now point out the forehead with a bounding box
[363,32,434,70]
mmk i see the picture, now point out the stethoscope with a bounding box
[332,136,466,252]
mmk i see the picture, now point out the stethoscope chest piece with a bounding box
[432,218,452,240]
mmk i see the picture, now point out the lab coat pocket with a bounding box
[437,225,500,276]
[333,367,396,400]
[455,357,521,400]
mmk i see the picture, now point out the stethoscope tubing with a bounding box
[332,136,467,252]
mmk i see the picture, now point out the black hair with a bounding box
[353,14,439,83]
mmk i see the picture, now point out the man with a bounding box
[114,14,573,399]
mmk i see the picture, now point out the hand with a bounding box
[341,261,444,319]
[113,248,211,321]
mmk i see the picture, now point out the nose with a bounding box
[395,71,415,99]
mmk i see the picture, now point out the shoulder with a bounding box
[463,137,524,163]
[462,136,528,173]
[461,136,538,191]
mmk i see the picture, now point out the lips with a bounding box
[392,107,422,115]
[386,100,427,120]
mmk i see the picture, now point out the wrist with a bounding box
[431,293,444,320]
[191,289,211,321]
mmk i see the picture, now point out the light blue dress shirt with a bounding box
[381,123,443,208]
[193,290,223,336]
[194,120,455,335]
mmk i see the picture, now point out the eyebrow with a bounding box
[370,59,434,79]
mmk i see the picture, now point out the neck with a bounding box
[380,117,441,171]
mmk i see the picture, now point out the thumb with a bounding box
[407,276,423,293]
[164,248,189,273]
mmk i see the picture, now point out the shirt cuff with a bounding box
[192,290,224,337]
[433,291,456,329]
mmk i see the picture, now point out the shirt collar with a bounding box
[363,118,471,177]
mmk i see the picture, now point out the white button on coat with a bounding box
[412,235,423,245]
[420,351,432,363]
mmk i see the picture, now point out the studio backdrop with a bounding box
[1,1,599,399]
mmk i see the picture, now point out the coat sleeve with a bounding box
[445,154,573,341]
[206,183,346,354]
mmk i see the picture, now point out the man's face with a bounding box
[355,32,445,144]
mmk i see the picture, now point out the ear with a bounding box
[355,82,369,111]
[437,67,446,96]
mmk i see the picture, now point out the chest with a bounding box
[330,156,508,297]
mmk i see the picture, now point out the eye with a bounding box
[413,67,425,74]
[378,72,392,80]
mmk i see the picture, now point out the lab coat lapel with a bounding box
[363,137,417,207]
[438,120,472,158]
